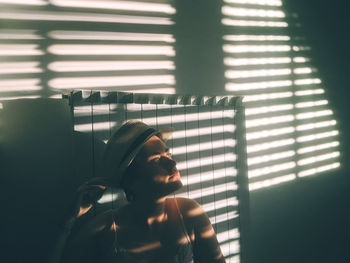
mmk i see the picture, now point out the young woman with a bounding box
[61,120,225,263]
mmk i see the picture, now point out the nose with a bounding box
[159,155,177,174]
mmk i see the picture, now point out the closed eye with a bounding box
[148,150,172,162]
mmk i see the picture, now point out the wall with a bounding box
[1,1,349,262]
[247,1,350,262]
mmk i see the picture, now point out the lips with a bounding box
[168,171,180,181]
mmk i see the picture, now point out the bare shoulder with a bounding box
[173,197,206,220]
[174,197,201,209]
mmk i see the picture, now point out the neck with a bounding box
[132,196,168,228]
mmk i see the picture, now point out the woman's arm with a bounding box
[178,198,226,263]
[50,178,107,263]
[61,211,113,263]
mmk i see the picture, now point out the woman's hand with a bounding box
[73,177,107,219]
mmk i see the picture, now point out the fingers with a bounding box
[77,204,93,218]
[78,186,106,207]
[73,178,109,218]
[77,184,106,193]
[80,177,108,188]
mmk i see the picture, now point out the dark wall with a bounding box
[248,1,350,262]
[0,99,106,263]
[174,0,225,95]
[248,169,350,263]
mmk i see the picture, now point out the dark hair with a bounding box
[120,159,140,202]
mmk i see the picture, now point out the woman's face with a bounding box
[132,136,182,199]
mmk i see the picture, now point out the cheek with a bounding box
[145,162,165,175]
[136,165,160,184]
[152,174,168,183]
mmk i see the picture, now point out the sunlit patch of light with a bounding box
[216,228,240,243]
[172,139,236,155]
[294,78,321,85]
[245,114,294,128]
[293,57,310,63]
[248,162,296,178]
[50,0,176,14]
[297,130,338,143]
[225,68,291,79]
[295,100,328,108]
[74,104,114,113]
[97,192,122,204]
[0,62,42,74]
[48,31,175,42]
[297,141,339,154]
[222,6,285,18]
[74,121,117,132]
[210,211,238,225]
[202,198,238,214]
[142,111,235,126]
[294,67,313,74]
[0,11,174,25]
[0,29,43,39]
[0,95,40,101]
[225,254,240,263]
[224,57,291,66]
[247,138,295,153]
[177,153,236,170]
[226,80,292,91]
[49,94,65,99]
[183,167,237,186]
[0,78,41,92]
[223,44,290,53]
[297,152,340,166]
[171,125,236,139]
[48,75,175,89]
[246,127,294,140]
[249,173,296,190]
[48,60,175,72]
[298,162,340,177]
[0,86,42,92]
[127,88,176,94]
[296,120,336,131]
[223,0,282,6]
[224,34,289,41]
[176,182,237,200]
[222,18,287,27]
[0,0,47,5]
[295,89,324,96]
[245,104,293,116]
[48,44,175,56]
[242,92,293,102]
[248,150,295,165]
[0,44,44,56]
[296,110,333,120]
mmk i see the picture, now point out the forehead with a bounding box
[139,136,167,156]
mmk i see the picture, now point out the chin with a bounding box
[154,180,183,199]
